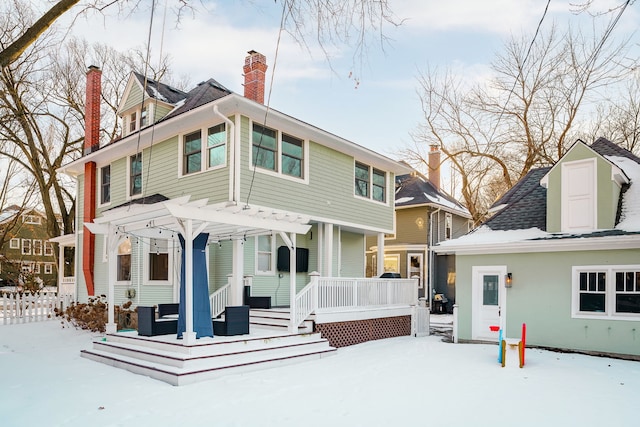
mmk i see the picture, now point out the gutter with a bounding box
[213,105,237,203]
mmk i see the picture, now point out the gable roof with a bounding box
[484,167,551,231]
[395,172,470,217]
[162,79,231,121]
[132,72,188,105]
[435,137,640,254]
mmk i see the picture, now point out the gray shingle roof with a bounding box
[163,79,231,120]
[133,73,188,104]
[482,137,640,233]
[484,167,550,231]
[395,171,469,215]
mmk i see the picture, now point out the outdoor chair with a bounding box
[213,305,250,336]
[157,303,179,318]
[243,286,272,309]
[137,306,178,337]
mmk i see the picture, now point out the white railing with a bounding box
[209,283,231,318]
[1,291,73,325]
[292,274,418,332]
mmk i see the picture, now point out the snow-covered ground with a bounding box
[1,319,638,427]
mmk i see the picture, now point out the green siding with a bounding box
[456,249,640,356]
[154,104,173,122]
[546,143,621,232]
[238,116,394,231]
[340,231,364,277]
[121,83,144,113]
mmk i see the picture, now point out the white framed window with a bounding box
[21,262,32,273]
[355,161,387,203]
[383,254,400,274]
[23,214,41,224]
[34,263,41,274]
[117,239,132,282]
[180,123,227,176]
[445,213,453,240]
[572,265,640,319]
[100,165,111,205]
[128,153,143,197]
[33,240,42,256]
[44,263,53,274]
[9,238,19,249]
[255,233,275,275]
[251,122,307,181]
[21,239,31,255]
[140,105,149,128]
[44,242,54,256]
[146,238,173,283]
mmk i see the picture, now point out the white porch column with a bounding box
[56,243,64,290]
[183,219,196,344]
[323,223,333,277]
[289,233,297,333]
[376,232,385,277]
[232,239,244,306]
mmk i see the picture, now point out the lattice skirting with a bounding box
[314,316,411,348]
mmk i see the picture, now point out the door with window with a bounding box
[472,266,506,341]
[407,253,423,289]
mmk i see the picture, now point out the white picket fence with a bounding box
[0,291,73,325]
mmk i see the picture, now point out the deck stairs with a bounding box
[249,307,314,333]
[81,309,333,386]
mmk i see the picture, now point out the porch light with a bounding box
[505,273,513,288]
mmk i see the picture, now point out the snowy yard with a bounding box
[1,319,638,427]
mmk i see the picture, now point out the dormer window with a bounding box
[561,159,596,232]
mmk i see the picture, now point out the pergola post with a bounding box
[182,219,196,344]
[105,226,119,334]
[288,232,297,333]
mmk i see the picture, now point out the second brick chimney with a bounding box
[243,50,267,104]
[428,144,441,191]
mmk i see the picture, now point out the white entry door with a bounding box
[472,266,506,341]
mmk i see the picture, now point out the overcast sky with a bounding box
[60,0,639,191]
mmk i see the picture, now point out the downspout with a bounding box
[213,105,237,203]
[428,208,441,311]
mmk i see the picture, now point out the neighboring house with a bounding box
[366,146,472,309]
[435,137,640,358]
[0,206,57,289]
[58,51,413,342]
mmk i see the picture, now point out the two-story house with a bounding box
[435,138,640,358]
[0,206,57,289]
[366,146,472,311]
[59,50,412,342]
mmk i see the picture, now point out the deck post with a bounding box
[289,232,297,333]
[183,219,196,344]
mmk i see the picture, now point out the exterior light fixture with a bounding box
[505,273,513,288]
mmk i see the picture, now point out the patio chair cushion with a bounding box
[137,306,178,336]
[157,303,179,318]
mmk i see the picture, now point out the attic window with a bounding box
[140,106,148,127]
[23,214,41,224]
[129,112,137,132]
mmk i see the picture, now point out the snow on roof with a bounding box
[609,156,640,232]
[396,197,414,204]
[424,192,469,214]
[149,85,168,102]
[437,225,549,247]
[0,207,20,223]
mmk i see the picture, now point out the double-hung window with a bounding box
[445,213,453,240]
[573,266,640,318]
[10,238,19,249]
[33,240,42,256]
[129,112,137,133]
[44,242,53,256]
[256,234,275,275]
[117,239,132,282]
[355,162,388,203]
[181,124,227,175]
[355,162,370,197]
[100,165,111,205]
[140,106,149,128]
[251,123,305,179]
[129,153,142,197]
[183,131,202,174]
[22,239,31,255]
[148,238,169,281]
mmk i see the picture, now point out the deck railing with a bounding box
[209,284,231,318]
[293,274,418,332]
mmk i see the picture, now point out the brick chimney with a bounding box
[82,65,100,296]
[243,50,267,104]
[428,144,441,191]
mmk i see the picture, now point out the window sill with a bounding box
[572,313,640,321]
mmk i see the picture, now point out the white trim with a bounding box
[471,265,506,341]
[561,158,597,232]
[571,264,640,321]
[143,237,175,285]
[9,238,19,249]
[98,164,112,208]
[21,239,31,255]
[126,152,143,200]
[434,233,640,255]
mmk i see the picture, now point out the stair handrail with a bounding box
[292,272,319,332]
[209,283,231,318]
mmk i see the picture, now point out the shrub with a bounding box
[55,296,138,332]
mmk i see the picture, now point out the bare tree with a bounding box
[404,23,638,222]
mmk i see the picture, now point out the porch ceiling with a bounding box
[86,196,311,241]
